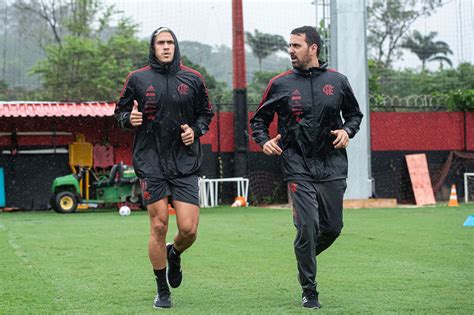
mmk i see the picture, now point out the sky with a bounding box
[105,0,473,70]
[106,0,315,47]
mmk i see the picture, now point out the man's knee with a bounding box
[319,229,341,241]
[151,220,168,237]
[315,229,341,255]
[179,225,198,241]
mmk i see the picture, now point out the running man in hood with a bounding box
[115,27,213,309]
[251,26,363,309]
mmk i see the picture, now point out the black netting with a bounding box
[466,175,474,203]
[248,171,287,205]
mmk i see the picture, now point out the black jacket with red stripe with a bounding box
[250,62,363,182]
[115,28,214,179]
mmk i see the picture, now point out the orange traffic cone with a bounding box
[168,203,176,215]
[448,184,459,207]
[231,196,247,207]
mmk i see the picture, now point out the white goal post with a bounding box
[464,173,474,203]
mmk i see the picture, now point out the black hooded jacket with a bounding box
[115,28,214,179]
[250,62,363,182]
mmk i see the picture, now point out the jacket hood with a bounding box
[148,27,181,74]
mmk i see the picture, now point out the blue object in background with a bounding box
[0,167,5,207]
[463,215,474,227]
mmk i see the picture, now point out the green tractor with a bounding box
[51,163,142,213]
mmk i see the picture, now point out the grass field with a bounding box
[1,204,473,314]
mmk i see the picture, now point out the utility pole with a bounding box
[232,0,248,178]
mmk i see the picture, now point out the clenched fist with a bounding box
[181,124,194,146]
[331,129,349,149]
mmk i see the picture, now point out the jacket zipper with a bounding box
[309,71,318,177]
[309,71,316,135]
[164,75,171,176]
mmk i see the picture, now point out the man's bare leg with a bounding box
[166,200,199,288]
[173,200,199,251]
[147,198,171,308]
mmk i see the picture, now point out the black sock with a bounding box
[172,245,182,257]
[154,268,169,292]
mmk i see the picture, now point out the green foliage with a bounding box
[180,40,290,96]
[368,60,474,111]
[372,62,474,96]
[181,55,230,105]
[367,59,383,95]
[30,19,147,101]
[245,29,287,70]
[0,79,7,99]
[64,0,103,38]
[368,0,443,66]
[447,89,474,111]
[247,70,282,110]
[317,19,330,62]
[181,55,218,89]
[369,61,474,111]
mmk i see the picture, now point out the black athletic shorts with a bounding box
[139,175,199,206]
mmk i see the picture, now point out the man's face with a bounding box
[154,31,175,64]
[288,33,316,70]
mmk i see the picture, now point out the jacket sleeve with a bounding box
[341,76,363,138]
[250,81,279,147]
[114,73,136,130]
[190,78,214,138]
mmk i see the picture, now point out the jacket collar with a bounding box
[293,60,328,76]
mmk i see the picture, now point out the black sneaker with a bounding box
[302,289,321,309]
[166,243,183,288]
[153,290,171,309]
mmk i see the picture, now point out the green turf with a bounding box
[1,205,473,314]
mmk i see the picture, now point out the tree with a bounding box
[181,54,231,105]
[12,0,117,46]
[368,60,474,111]
[12,0,69,47]
[247,70,281,108]
[368,0,443,67]
[401,30,452,71]
[245,29,287,70]
[30,16,148,101]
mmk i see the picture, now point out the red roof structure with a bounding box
[0,102,116,117]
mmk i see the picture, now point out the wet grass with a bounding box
[1,204,473,314]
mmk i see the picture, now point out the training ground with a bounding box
[1,205,472,314]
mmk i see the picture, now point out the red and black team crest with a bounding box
[322,84,334,96]
[177,83,189,95]
[289,182,298,193]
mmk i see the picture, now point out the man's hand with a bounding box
[262,134,282,156]
[130,100,143,127]
[181,124,194,146]
[331,129,349,149]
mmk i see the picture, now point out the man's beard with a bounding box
[292,50,312,70]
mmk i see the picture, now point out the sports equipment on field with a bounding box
[119,205,131,216]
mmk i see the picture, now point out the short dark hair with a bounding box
[291,26,322,57]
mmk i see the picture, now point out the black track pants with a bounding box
[289,179,347,292]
